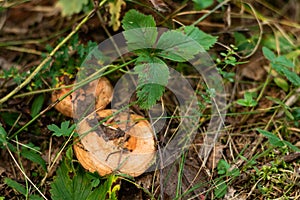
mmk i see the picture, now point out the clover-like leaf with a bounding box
[47,121,76,137]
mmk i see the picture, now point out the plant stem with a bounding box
[0,7,98,104]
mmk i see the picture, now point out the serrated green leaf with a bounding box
[21,148,46,171]
[31,94,44,118]
[262,46,276,61]
[275,56,294,68]
[122,10,157,50]
[135,56,169,109]
[156,30,202,62]
[137,84,165,109]
[122,10,156,30]
[0,125,7,146]
[51,160,119,200]
[135,56,169,86]
[4,178,26,196]
[57,0,89,16]
[183,26,217,50]
[272,63,300,86]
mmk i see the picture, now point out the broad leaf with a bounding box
[122,10,158,50]
[156,30,202,62]
[184,26,217,50]
[31,94,44,118]
[135,56,169,109]
[21,147,46,171]
[50,160,120,200]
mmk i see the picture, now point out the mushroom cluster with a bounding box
[51,76,156,177]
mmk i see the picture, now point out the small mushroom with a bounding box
[74,109,156,177]
[51,77,113,118]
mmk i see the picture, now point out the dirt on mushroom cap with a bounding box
[74,109,156,177]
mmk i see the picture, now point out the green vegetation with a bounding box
[0,0,299,199]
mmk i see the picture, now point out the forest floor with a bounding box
[0,0,300,199]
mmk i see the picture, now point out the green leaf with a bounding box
[183,25,217,50]
[0,112,19,127]
[228,168,240,177]
[21,148,46,171]
[135,56,169,109]
[236,92,257,107]
[262,46,276,61]
[214,179,227,198]
[156,30,202,62]
[137,84,165,109]
[283,140,300,152]
[274,77,289,92]
[272,63,300,86]
[29,195,44,200]
[66,146,73,160]
[47,121,76,137]
[122,10,157,50]
[51,160,92,200]
[193,0,214,10]
[31,94,45,118]
[0,125,7,146]
[4,178,26,196]
[275,56,294,68]
[56,0,89,16]
[217,159,230,175]
[257,129,285,147]
[50,160,120,200]
[122,10,156,30]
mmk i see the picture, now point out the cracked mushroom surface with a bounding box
[51,77,113,118]
[74,109,156,177]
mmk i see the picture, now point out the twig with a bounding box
[6,145,48,200]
